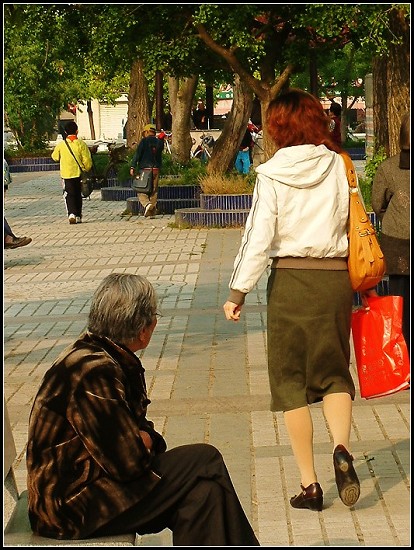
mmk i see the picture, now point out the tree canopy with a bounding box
[4,4,409,158]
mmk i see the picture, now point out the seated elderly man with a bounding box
[26,273,260,546]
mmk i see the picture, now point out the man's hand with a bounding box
[139,430,153,451]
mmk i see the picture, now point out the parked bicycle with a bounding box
[157,130,172,155]
[191,133,215,163]
[91,140,129,187]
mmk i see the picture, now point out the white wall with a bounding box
[76,95,128,141]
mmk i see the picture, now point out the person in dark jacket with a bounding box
[26,273,260,546]
[130,124,164,218]
[328,101,342,147]
[371,112,410,351]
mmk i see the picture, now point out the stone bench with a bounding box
[4,401,172,546]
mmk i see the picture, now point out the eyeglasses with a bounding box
[153,311,162,319]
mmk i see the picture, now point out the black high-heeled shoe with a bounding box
[333,444,360,507]
[290,482,323,511]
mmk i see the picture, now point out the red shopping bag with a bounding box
[351,295,410,399]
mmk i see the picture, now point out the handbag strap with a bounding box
[64,139,84,171]
[340,152,358,189]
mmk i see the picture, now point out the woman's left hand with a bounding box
[223,301,242,322]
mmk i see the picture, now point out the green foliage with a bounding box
[364,147,387,182]
[91,153,110,176]
[4,4,406,156]
[116,160,132,183]
[343,138,365,149]
[4,148,53,160]
[4,5,85,150]
[160,155,207,183]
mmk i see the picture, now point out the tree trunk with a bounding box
[206,84,214,130]
[372,56,388,155]
[168,75,198,164]
[155,70,164,131]
[126,58,150,151]
[373,8,410,156]
[387,7,410,156]
[309,50,318,97]
[208,74,253,174]
[87,100,96,141]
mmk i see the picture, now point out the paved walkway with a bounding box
[4,171,410,546]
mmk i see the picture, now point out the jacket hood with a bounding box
[256,144,336,188]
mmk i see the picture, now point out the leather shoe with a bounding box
[290,482,323,511]
[333,444,360,507]
[4,236,32,249]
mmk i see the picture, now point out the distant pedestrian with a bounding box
[26,273,260,546]
[4,158,32,249]
[192,100,208,130]
[329,101,342,147]
[235,128,254,174]
[371,112,410,351]
[51,121,93,225]
[129,124,164,218]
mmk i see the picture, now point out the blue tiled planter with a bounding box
[101,187,136,201]
[101,184,201,202]
[8,156,59,172]
[200,193,252,210]
[175,207,250,228]
[126,197,200,216]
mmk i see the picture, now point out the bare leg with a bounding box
[322,392,352,451]
[284,406,317,487]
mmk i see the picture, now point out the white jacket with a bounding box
[229,144,350,297]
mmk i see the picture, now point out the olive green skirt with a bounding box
[266,268,355,412]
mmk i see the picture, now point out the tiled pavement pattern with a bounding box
[4,170,410,546]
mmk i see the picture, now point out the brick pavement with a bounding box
[4,171,410,546]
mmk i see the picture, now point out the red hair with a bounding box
[266,88,342,153]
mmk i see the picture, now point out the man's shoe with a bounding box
[290,482,323,511]
[4,236,32,249]
[69,214,76,224]
[144,204,153,217]
[75,217,82,224]
[333,445,360,507]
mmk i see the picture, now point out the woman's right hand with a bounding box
[359,287,378,309]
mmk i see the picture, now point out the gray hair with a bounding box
[88,273,157,344]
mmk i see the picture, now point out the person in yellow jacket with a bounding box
[52,121,92,224]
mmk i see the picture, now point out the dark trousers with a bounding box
[4,217,15,238]
[93,444,260,546]
[389,274,410,353]
[63,177,83,218]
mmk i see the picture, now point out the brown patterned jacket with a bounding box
[26,331,167,539]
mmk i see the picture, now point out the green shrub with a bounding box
[91,152,109,176]
[5,147,53,160]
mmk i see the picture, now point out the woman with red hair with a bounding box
[223,89,360,512]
